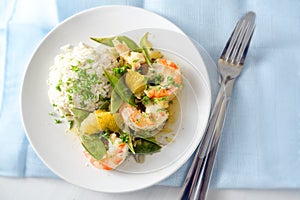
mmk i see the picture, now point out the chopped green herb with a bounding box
[68,95,73,104]
[49,112,55,116]
[142,95,150,105]
[55,80,62,92]
[112,65,128,76]
[102,130,110,139]
[147,74,163,86]
[154,96,167,104]
[56,79,63,92]
[120,132,129,143]
[167,76,173,82]
[55,119,62,124]
[86,59,94,64]
[167,76,179,87]
[56,85,61,91]
[68,120,74,129]
[154,74,163,85]
[71,65,79,72]
[66,78,72,86]
[66,88,73,93]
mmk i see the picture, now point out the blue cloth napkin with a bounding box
[1,0,300,189]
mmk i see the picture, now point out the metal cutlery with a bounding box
[179,11,256,200]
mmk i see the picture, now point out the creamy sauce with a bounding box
[155,96,181,145]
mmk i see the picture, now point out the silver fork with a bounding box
[179,12,256,200]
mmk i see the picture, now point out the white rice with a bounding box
[48,42,116,115]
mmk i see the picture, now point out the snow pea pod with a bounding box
[133,138,161,154]
[139,32,152,67]
[70,108,90,129]
[81,134,107,160]
[103,69,136,107]
[118,36,139,50]
[110,89,123,113]
[90,37,114,47]
[91,36,139,50]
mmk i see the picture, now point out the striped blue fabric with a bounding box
[1,0,300,188]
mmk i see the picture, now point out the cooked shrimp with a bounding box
[145,58,182,100]
[84,133,128,170]
[122,51,145,69]
[119,102,168,135]
[112,39,130,54]
[112,39,145,69]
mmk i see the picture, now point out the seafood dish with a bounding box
[47,33,183,170]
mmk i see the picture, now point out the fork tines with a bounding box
[221,12,256,65]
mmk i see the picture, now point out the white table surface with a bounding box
[1,177,299,200]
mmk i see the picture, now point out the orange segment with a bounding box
[94,110,120,132]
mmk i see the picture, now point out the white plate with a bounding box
[20,6,211,193]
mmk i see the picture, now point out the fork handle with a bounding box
[192,90,231,200]
[179,79,235,200]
